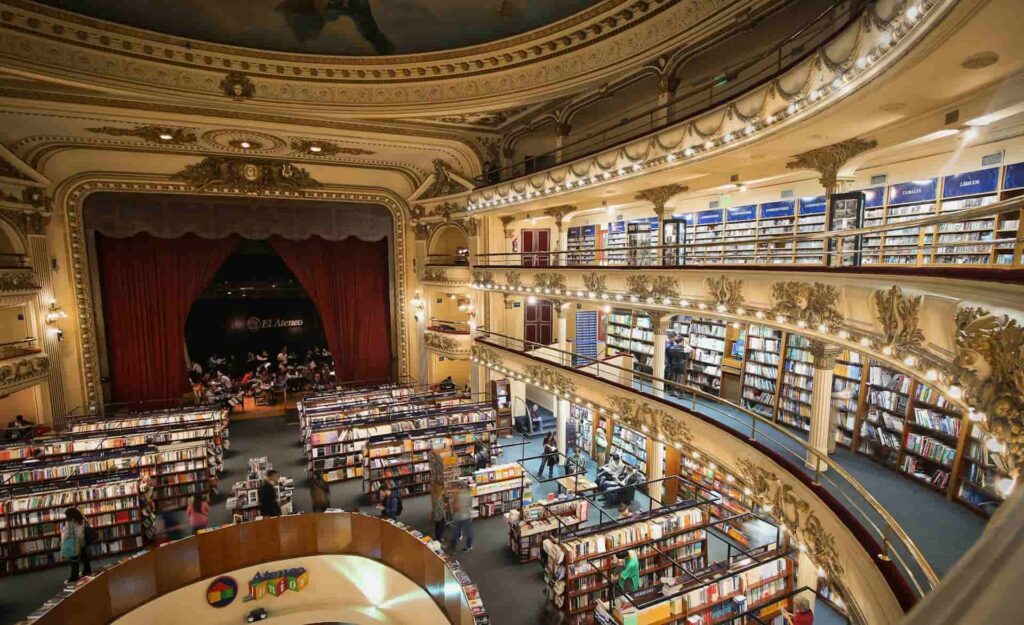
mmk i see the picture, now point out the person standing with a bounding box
[448,483,474,553]
[379,488,401,520]
[782,596,815,625]
[594,425,609,465]
[258,470,282,517]
[61,508,92,583]
[539,433,558,479]
[431,487,447,542]
[186,495,210,534]
[473,443,490,471]
[614,549,640,594]
[309,470,331,512]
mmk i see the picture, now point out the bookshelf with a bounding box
[569,403,594,455]
[679,455,752,546]
[473,462,530,518]
[605,220,627,265]
[795,195,827,264]
[858,362,912,467]
[756,201,795,264]
[606,309,655,375]
[567,224,598,264]
[740,325,783,419]
[722,205,758,265]
[690,209,725,264]
[545,507,708,624]
[506,497,588,562]
[899,384,960,493]
[955,424,1013,515]
[877,179,939,265]
[927,167,1007,265]
[661,217,689,266]
[777,334,814,431]
[831,350,865,448]
[686,317,726,396]
[227,457,294,522]
[626,218,659,266]
[0,473,151,574]
[611,423,648,474]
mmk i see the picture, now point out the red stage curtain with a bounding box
[97,233,239,405]
[270,236,393,382]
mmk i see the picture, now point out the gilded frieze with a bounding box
[581,273,607,294]
[872,285,924,352]
[607,395,693,445]
[470,344,504,368]
[534,273,567,293]
[523,364,577,396]
[770,281,843,328]
[171,157,320,194]
[704,275,744,308]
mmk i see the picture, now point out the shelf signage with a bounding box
[888,178,937,204]
[1004,162,1024,190]
[607,220,625,233]
[582,224,598,236]
[696,209,723,225]
[942,167,999,198]
[861,186,885,209]
[726,205,757,222]
[798,196,827,215]
[759,201,795,219]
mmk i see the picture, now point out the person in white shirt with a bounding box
[597,454,626,490]
[218,371,232,390]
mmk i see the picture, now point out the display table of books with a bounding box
[472,462,530,519]
[506,495,588,563]
[226,457,294,522]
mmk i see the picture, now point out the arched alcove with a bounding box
[427,224,469,264]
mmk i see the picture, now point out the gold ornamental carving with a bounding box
[954,307,1024,470]
[0,354,50,390]
[872,285,924,352]
[607,395,693,445]
[472,270,494,285]
[504,271,523,289]
[171,157,321,194]
[543,205,575,228]
[421,160,465,199]
[430,201,461,222]
[786,138,878,196]
[220,71,256,100]
[704,276,744,308]
[623,274,678,299]
[289,139,375,156]
[460,217,479,237]
[86,125,197,145]
[523,365,577,396]
[581,273,607,294]
[471,345,503,368]
[634,184,687,217]
[424,332,463,353]
[736,458,846,583]
[770,281,843,328]
[0,208,50,236]
[421,267,449,283]
[0,271,38,291]
[500,215,516,239]
[413,223,432,241]
[534,273,567,293]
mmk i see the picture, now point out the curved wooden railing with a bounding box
[25,513,479,625]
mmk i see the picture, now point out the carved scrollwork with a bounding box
[872,285,924,351]
[0,354,50,390]
[472,270,494,285]
[171,157,320,194]
[86,125,197,145]
[634,184,687,217]
[770,281,843,328]
[954,307,1024,469]
[289,139,375,156]
[460,217,479,237]
[424,332,464,353]
[471,345,503,368]
[504,271,523,289]
[421,160,466,199]
[430,201,461,222]
[421,267,449,283]
[0,271,38,291]
[704,276,744,308]
[625,275,652,297]
[523,364,577,396]
[220,71,256,101]
[534,273,567,292]
[624,275,678,299]
[786,138,878,194]
[607,395,693,446]
[581,273,607,294]
[413,223,432,241]
[736,458,845,583]
[651,276,680,299]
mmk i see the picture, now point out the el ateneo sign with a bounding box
[246,317,304,332]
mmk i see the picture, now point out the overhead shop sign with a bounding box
[888,178,937,205]
[759,201,795,219]
[726,205,757,222]
[696,209,723,225]
[798,196,827,215]
[942,167,999,198]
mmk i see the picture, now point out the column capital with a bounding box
[653,313,675,335]
[634,184,687,218]
[499,215,516,239]
[543,205,575,229]
[502,293,516,310]
[786,138,877,198]
[555,122,572,138]
[809,339,843,369]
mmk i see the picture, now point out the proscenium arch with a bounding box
[53,172,413,411]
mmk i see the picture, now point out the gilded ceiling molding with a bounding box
[0,207,50,236]
[607,395,693,445]
[85,125,197,145]
[770,281,843,329]
[423,331,467,355]
[704,275,744,308]
[288,139,375,157]
[533,273,567,293]
[220,72,256,101]
[171,157,321,194]
[459,217,479,237]
[56,174,411,410]
[736,458,846,585]
[429,201,461,222]
[523,364,577,396]
[786,138,878,195]
[413,223,431,241]
[581,273,607,294]
[543,205,575,228]
[0,159,31,181]
[420,161,468,200]
[634,183,687,217]
[954,307,1024,471]
[872,285,924,352]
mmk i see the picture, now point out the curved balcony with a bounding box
[470,330,956,617]
[424,322,473,359]
[24,512,483,625]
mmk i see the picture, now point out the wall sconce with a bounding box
[410,293,425,322]
[46,301,68,325]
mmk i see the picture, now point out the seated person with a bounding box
[438,376,456,392]
[5,414,34,441]
[565,446,587,476]
[596,454,626,490]
[615,466,644,506]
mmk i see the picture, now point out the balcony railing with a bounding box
[473,329,938,603]
[426,253,470,266]
[475,0,865,186]
[0,338,39,360]
[427,318,472,334]
[0,253,30,269]
[475,195,1024,272]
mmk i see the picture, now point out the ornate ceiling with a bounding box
[33,0,604,56]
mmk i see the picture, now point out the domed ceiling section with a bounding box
[33,0,604,55]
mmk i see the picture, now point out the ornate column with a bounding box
[634,184,687,249]
[655,75,679,126]
[543,205,574,257]
[807,340,842,469]
[461,216,480,261]
[648,441,665,507]
[650,314,673,397]
[554,122,572,164]
[556,398,570,456]
[500,216,516,256]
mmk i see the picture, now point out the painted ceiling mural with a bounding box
[35,0,604,56]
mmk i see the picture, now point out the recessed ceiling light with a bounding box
[239,141,252,149]
[309,145,323,153]
[158,133,174,141]
[962,52,998,70]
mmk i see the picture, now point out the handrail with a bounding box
[476,0,865,185]
[472,328,939,600]
[473,194,1024,270]
[0,253,30,269]
[21,512,481,625]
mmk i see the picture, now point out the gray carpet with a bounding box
[0,409,973,624]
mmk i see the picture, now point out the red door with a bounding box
[521,228,550,267]
[525,300,554,346]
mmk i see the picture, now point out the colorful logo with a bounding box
[247,567,309,601]
[206,576,239,608]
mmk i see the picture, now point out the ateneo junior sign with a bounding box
[246,317,304,332]
[246,567,309,600]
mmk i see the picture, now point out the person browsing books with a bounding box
[448,483,474,553]
[186,495,210,534]
[782,596,814,625]
[309,470,331,512]
[614,550,640,593]
[258,470,282,517]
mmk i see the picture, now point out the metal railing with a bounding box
[0,253,29,269]
[474,195,1024,271]
[427,318,472,334]
[473,328,938,601]
[476,0,865,185]
[0,337,39,360]
[426,253,470,266]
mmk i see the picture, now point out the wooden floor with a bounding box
[227,396,298,421]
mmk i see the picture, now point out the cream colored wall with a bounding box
[0,305,31,344]
[112,554,449,625]
[429,353,470,387]
[0,386,43,423]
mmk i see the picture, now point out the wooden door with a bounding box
[521,228,550,267]
[524,300,553,346]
